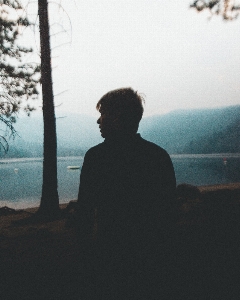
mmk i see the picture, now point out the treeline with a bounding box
[183,120,240,154]
[140,105,240,154]
[0,143,86,158]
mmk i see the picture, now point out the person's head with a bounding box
[96,87,144,138]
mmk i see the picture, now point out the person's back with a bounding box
[77,88,177,299]
[85,134,176,242]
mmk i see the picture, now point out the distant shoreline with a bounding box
[0,156,85,163]
[198,182,240,192]
[1,153,240,162]
[171,153,240,159]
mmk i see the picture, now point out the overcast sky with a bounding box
[21,0,240,118]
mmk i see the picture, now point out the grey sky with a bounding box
[21,0,240,117]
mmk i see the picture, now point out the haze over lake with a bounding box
[1,154,240,209]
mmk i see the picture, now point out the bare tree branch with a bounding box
[190,0,240,20]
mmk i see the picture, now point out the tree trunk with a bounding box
[38,0,59,215]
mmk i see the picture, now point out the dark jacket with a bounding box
[77,133,176,245]
[76,134,177,299]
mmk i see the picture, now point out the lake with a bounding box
[0,154,240,209]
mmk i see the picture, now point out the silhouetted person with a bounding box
[77,88,177,299]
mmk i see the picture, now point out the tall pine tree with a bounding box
[37,0,60,216]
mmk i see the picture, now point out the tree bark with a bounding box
[38,0,59,215]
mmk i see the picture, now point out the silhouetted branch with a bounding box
[54,90,68,97]
[54,103,63,107]
[0,135,9,153]
[190,0,240,20]
[51,41,71,51]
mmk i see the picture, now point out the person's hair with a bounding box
[96,87,145,131]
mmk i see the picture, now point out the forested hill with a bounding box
[139,105,240,154]
[1,105,240,158]
[0,113,102,158]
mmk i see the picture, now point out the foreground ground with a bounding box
[0,183,240,299]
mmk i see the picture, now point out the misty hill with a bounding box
[139,105,240,154]
[1,112,103,158]
[1,105,240,158]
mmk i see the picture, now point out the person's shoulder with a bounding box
[84,142,106,158]
[87,142,105,152]
[138,136,169,157]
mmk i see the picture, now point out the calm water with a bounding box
[0,154,240,209]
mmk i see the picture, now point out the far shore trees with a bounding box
[0,0,40,152]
